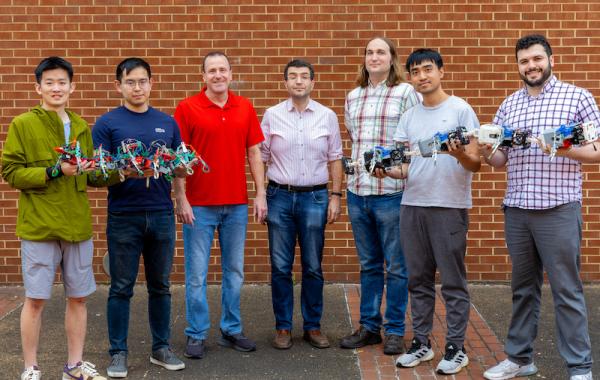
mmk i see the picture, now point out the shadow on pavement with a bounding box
[0,284,360,380]
[470,284,600,379]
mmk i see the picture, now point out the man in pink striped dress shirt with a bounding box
[260,59,343,350]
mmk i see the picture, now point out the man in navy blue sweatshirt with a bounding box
[92,57,186,378]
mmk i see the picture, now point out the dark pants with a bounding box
[106,209,175,355]
[400,205,470,347]
[267,185,328,331]
[504,203,592,376]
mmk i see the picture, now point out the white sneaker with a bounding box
[62,361,107,380]
[570,371,593,380]
[395,338,434,368]
[21,367,41,380]
[436,342,469,374]
[483,358,538,380]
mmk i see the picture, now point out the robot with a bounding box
[342,142,415,175]
[541,121,597,160]
[417,126,470,163]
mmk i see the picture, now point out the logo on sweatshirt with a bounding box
[155,128,165,133]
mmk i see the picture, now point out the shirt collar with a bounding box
[197,87,239,109]
[521,75,558,99]
[368,78,388,89]
[286,98,314,112]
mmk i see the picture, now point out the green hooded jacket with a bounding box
[1,105,101,242]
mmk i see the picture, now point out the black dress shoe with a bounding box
[383,334,405,355]
[339,325,382,349]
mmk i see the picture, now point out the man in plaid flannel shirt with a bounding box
[483,34,600,380]
[338,37,419,355]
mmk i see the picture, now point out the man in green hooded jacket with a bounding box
[1,57,107,380]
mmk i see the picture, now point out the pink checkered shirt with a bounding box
[494,76,600,209]
[260,99,343,186]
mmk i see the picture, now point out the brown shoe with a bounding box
[303,330,330,349]
[272,329,292,349]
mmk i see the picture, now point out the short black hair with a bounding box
[116,57,151,82]
[405,49,444,72]
[515,34,552,60]
[283,59,315,80]
[202,51,230,72]
[34,56,73,84]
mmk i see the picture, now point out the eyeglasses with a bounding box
[121,79,150,88]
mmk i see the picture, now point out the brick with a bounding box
[0,1,599,284]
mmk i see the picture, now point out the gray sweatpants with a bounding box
[400,205,470,348]
[504,202,592,376]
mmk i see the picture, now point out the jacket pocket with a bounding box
[26,139,54,166]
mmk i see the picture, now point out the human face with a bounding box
[284,66,314,100]
[35,68,74,111]
[116,66,152,111]
[517,44,554,89]
[202,55,232,97]
[365,38,392,81]
[408,60,444,95]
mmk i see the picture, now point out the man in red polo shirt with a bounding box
[174,51,267,359]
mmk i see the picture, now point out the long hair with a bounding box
[356,37,406,88]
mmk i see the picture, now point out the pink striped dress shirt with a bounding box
[260,99,343,186]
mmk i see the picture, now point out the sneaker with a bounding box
[150,347,186,371]
[436,342,469,374]
[483,359,538,380]
[383,334,405,355]
[184,336,206,359]
[218,329,257,352]
[106,352,128,378]
[339,325,382,349]
[21,366,41,380]
[570,372,593,380]
[62,361,107,380]
[396,338,434,368]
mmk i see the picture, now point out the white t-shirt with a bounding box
[394,95,479,209]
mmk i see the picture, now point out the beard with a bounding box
[520,65,552,88]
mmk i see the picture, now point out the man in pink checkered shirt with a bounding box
[483,34,600,380]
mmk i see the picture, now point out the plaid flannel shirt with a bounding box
[345,81,419,196]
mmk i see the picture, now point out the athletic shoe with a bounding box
[395,338,434,368]
[106,352,128,378]
[483,359,538,380]
[150,347,185,371]
[218,329,257,352]
[62,361,107,380]
[21,366,41,380]
[570,372,593,380]
[436,342,469,374]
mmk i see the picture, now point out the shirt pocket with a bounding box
[308,128,330,160]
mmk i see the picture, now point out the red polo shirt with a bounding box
[174,88,264,206]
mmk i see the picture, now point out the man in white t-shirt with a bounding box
[381,48,481,375]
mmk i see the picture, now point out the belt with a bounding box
[268,181,327,192]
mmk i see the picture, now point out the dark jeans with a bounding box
[347,190,408,336]
[106,209,175,355]
[266,185,328,331]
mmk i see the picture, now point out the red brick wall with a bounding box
[1,1,599,284]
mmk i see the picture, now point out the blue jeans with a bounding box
[183,205,247,340]
[106,209,175,355]
[347,191,408,336]
[266,186,328,331]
